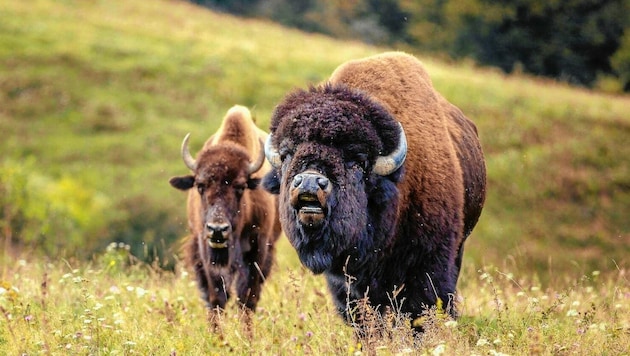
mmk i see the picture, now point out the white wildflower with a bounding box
[489,350,510,356]
[432,343,446,356]
[476,338,490,347]
[444,320,458,328]
[135,287,147,298]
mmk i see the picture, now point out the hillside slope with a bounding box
[0,0,628,279]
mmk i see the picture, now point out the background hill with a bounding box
[194,0,630,92]
[1,0,629,282]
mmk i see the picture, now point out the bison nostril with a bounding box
[316,177,329,190]
[293,174,303,188]
[207,223,229,233]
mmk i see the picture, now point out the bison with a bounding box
[263,52,486,330]
[169,105,281,324]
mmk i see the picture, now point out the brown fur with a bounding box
[170,105,281,321]
[329,52,486,271]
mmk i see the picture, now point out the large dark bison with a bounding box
[263,52,486,329]
[169,105,281,323]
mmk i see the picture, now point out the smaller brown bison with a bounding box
[169,105,281,322]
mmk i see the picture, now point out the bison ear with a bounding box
[247,177,261,190]
[169,175,195,191]
[262,170,280,195]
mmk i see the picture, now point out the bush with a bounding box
[0,159,111,257]
[611,29,630,91]
[108,195,182,269]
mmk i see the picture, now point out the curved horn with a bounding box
[373,123,407,176]
[247,138,266,174]
[264,134,282,169]
[180,133,197,171]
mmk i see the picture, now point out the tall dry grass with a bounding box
[1,239,628,354]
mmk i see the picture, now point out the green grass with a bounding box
[1,0,629,353]
[1,244,628,354]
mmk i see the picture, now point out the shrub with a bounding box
[0,159,111,257]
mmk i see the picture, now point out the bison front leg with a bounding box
[203,274,230,333]
[207,274,230,310]
[190,261,226,332]
[238,236,274,323]
[232,264,262,339]
[325,274,359,325]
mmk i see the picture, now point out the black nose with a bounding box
[206,222,230,233]
[292,172,330,194]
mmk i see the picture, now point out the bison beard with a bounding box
[263,52,486,332]
[209,247,229,266]
[291,168,372,274]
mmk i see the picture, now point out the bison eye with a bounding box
[196,184,205,195]
[346,160,368,173]
[234,185,246,197]
[279,147,292,162]
[354,154,370,172]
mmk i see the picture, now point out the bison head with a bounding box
[170,134,264,265]
[263,84,406,274]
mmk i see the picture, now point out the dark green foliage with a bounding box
[0,159,111,257]
[196,0,630,91]
[451,0,628,87]
[611,30,630,90]
[191,0,260,15]
[208,0,410,44]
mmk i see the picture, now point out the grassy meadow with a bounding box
[1,0,629,354]
[2,242,629,354]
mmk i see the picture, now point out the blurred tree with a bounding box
[190,0,261,15]
[611,27,630,90]
[204,0,409,44]
[256,0,333,35]
[0,159,111,257]
[359,0,410,43]
[400,0,455,51]
[450,0,628,87]
[189,0,630,90]
[109,195,181,268]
